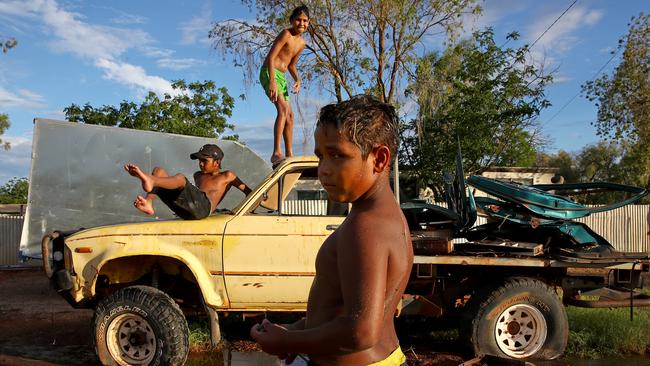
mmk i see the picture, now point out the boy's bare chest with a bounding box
[279,37,303,57]
[195,174,226,191]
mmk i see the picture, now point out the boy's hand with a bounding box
[268,82,278,103]
[292,80,301,94]
[250,319,289,357]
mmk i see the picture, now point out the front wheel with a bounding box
[93,285,189,366]
[461,277,568,360]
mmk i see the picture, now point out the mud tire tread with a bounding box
[92,285,189,366]
[460,277,568,360]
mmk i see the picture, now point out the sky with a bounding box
[0,0,647,184]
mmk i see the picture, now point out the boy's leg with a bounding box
[283,100,294,157]
[124,164,186,192]
[124,164,186,215]
[272,100,288,163]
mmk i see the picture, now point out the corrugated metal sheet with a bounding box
[576,205,650,253]
[22,119,271,258]
[284,200,328,216]
[0,215,23,265]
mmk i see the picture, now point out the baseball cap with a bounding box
[190,144,224,160]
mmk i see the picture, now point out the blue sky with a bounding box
[0,0,647,184]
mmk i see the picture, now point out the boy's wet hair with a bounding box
[317,95,399,159]
[290,5,310,21]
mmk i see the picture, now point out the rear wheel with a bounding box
[93,285,189,366]
[461,277,568,360]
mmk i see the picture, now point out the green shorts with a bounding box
[259,65,290,102]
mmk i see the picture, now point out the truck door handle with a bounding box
[326,225,339,231]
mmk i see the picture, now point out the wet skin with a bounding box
[251,124,414,365]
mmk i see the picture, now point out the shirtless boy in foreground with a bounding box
[124,144,251,220]
[260,5,309,165]
[251,95,414,366]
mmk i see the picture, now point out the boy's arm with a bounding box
[230,173,252,195]
[288,43,305,94]
[252,216,388,355]
[266,30,291,102]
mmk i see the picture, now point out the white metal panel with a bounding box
[21,119,272,258]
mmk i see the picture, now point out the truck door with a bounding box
[222,166,346,309]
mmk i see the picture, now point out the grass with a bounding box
[188,319,216,353]
[565,306,650,358]
[186,307,650,359]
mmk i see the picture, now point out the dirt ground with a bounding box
[0,266,96,366]
[0,267,479,366]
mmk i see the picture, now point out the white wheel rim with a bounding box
[494,303,547,358]
[106,313,157,365]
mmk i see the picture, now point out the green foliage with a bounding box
[209,0,480,103]
[0,177,28,204]
[0,113,10,150]
[536,149,579,183]
[400,30,551,197]
[582,13,650,188]
[64,80,237,139]
[566,306,650,358]
[536,141,650,204]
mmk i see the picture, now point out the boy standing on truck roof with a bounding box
[260,5,309,165]
[124,144,252,220]
[251,95,414,366]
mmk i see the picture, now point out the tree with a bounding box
[209,0,479,103]
[536,150,579,183]
[400,30,551,197]
[64,80,238,139]
[582,13,650,187]
[0,113,10,150]
[0,177,28,204]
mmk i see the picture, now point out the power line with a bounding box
[529,0,578,50]
[542,48,620,127]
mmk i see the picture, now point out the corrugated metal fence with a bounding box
[575,205,650,253]
[0,215,24,265]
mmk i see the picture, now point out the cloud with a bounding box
[0,0,175,97]
[551,74,573,84]
[141,46,174,58]
[110,13,148,25]
[157,58,206,70]
[0,135,32,184]
[0,86,46,109]
[526,6,603,52]
[95,58,178,96]
[461,0,528,35]
[180,6,213,46]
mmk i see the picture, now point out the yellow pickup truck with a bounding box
[42,156,650,366]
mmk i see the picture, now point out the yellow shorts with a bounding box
[367,346,407,366]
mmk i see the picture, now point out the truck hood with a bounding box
[64,214,233,246]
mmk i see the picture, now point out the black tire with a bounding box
[93,285,189,366]
[461,277,568,360]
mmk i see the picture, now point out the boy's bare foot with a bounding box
[270,153,284,166]
[124,164,154,193]
[133,195,154,215]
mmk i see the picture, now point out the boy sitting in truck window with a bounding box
[124,144,252,220]
[251,95,414,366]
